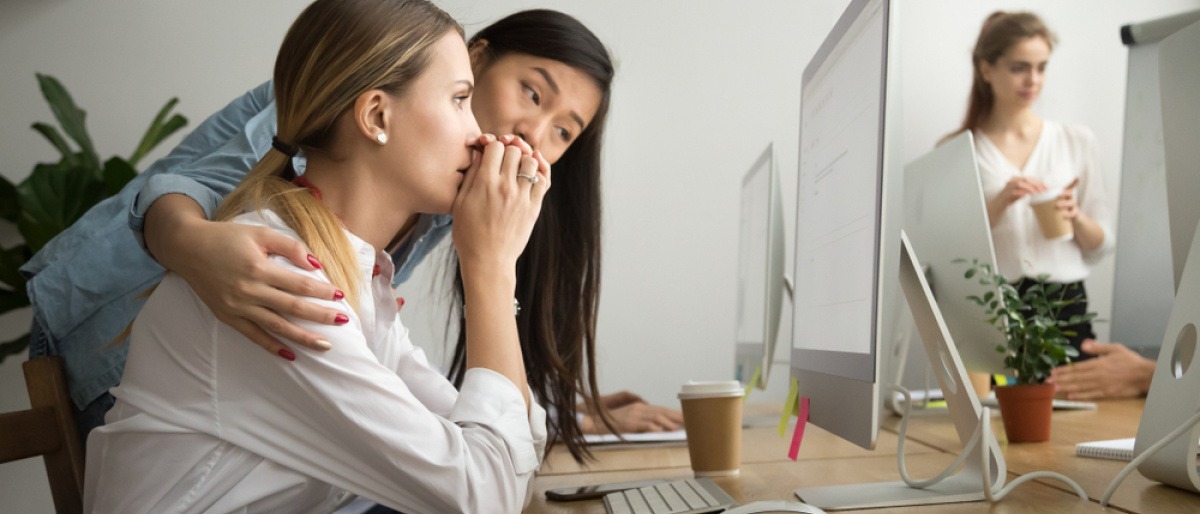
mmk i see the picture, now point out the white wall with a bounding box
[2,1,1197,511]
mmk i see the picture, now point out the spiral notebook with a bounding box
[1076,437,1200,461]
[1075,437,1136,461]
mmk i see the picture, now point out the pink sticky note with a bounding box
[788,397,810,461]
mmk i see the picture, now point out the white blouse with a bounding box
[84,210,547,514]
[974,120,1114,283]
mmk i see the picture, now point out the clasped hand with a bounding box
[451,134,551,274]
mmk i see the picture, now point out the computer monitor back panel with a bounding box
[902,131,1006,374]
[735,143,786,390]
[1163,18,1200,291]
[1136,18,1200,494]
[1111,33,1174,359]
[790,0,901,451]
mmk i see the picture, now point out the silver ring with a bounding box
[517,173,539,185]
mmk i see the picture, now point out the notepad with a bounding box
[1075,437,1136,461]
[1076,436,1200,461]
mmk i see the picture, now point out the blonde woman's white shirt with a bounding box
[974,120,1114,283]
[84,210,546,514]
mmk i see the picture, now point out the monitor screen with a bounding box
[735,143,785,390]
[790,0,891,451]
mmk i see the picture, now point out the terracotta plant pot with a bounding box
[994,383,1055,443]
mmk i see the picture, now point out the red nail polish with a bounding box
[307,254,323,270]
[396,297,406,309]
[372,264,381,277]
[335,313,349,325]
[278,348,296,361]
[333,289,344,301]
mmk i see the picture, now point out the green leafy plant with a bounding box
[958,259,1092,386]
[0,73,187,361]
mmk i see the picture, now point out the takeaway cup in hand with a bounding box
[1029,188,1073,241]
[678,380,743,477]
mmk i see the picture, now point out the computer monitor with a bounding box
[735,143,787,391]
[902,131,1007,374]
[789,0,901,453]
[1134,15,1200,495]
[790,0,1009,508]
[1112,9,1200,359]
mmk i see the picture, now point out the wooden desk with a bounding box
[881,399,1200,513]
[525,400,1200,513]
[529,457,1109,513]
[539,423,939,477]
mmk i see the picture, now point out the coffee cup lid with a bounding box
[1029,188,1061,204]
[678,380,744,400]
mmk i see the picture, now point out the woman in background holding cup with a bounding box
[949,11,1113,362]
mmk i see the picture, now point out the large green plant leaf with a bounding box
[0,244,30,294]
[0,333,30,362]
[0,174,17,223]
[2,74,189,364]
[128,97,188,168]
[31,122,80,167]
[0,288,31,313]
[102,157,138,197]
[16,162,107,253]
[36,73,100,173]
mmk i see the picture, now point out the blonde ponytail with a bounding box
[216,150,363,311]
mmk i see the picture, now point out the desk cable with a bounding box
[890,386,1087,502]
[1100,407,1200,507]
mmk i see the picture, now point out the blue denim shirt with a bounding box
[21,81,452,410]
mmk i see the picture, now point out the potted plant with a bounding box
[0,74,186,361]
[959,259,1093,442]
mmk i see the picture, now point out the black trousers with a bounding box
[364,506,404,514]
[1014,278,1096,363]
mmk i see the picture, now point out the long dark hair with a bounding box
[445,9,614,463]
[952,11,1057,137]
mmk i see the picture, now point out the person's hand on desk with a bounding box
[1047,339,1155,400]
[579,391,684,434]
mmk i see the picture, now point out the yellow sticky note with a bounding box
[779,376,799,437]
[743,365,762,402]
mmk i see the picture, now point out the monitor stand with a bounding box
[884,302,952,417]
[1135,212,1200,494]
[795,232,1006,510]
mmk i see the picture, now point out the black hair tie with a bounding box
[271,136,298,158]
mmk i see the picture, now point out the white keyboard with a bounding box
[603,478,736,514]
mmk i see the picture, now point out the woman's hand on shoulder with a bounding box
[173,217,347,359]
[451,134,551,276]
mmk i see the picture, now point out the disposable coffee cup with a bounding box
[677,380,743,477]
[1029,188,1073,241]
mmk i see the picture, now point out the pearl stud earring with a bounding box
[376,133,388,145]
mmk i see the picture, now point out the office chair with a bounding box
[0,356,85,514]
